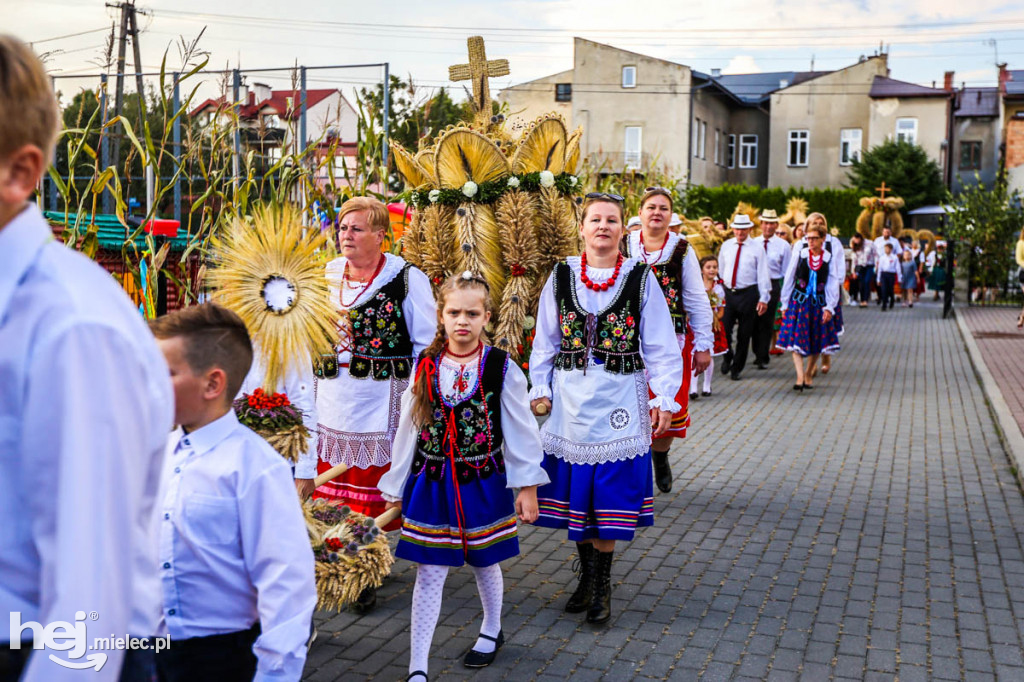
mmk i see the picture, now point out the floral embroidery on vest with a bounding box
[349,265,414,380]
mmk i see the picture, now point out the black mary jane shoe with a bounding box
[463,630,504,668]
[701,391,712,397]
[793,384,804,392]
[802,383,814,390]
[407,671,428,681]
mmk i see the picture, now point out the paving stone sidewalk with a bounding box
[959,305,1024,441]
[304,301,1024,681]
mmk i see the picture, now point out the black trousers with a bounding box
[879,272,897,308]
[156,624,259,682]
[753,278,782,364]
[722,285,760,376]
[1,643,155,682]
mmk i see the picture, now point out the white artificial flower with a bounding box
[507,176,520,188]
[539,170,555,187]
[569,175,578,187]
[428,189,440,203]
[462,181,479,198]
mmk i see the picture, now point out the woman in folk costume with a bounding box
[624,187,713,494]
[379,273,549,680]
[777,222,842,390]
[791,212,844,377]
[530,193,683,624]
[314,196,436,612]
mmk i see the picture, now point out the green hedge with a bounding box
[680,184,865,238]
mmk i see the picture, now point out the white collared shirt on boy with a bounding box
[160,409,316,681]
[0,203,173,682]
[752,233,792,280]
[876,252,901,279]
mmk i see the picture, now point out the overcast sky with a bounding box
[10,0,1024,105]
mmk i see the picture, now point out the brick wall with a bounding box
[1008,119,1024,169]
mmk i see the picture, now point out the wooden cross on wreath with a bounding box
[874,182,890,199]
[449,36,510,113]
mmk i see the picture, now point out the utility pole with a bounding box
[104,0,148,213]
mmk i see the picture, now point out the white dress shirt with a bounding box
[0,204,173,681]
[316,255,436,469]
[780,247,843,314]
[752,234,792,280]
[876,253,901,279]
[239,351,318,480]
[160,410,315,681]
[873,236,903,257]
[626,230,715,353]
[716,237,772,303]
[379,353,550,501]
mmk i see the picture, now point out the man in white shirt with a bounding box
[716,215,771,380]
[751,210,791,368]
[0,35,174,681]
[873,227,903,262]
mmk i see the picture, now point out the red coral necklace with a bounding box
[808,250,824,271]
[640,230,669,264]
[580,251,623,292]
[340,254,386,307]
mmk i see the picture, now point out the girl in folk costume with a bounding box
[530,193,684,624]
[314,196,436,611]
[379,273,548,681]
[624,187,713,494]
[691,256,729,398]
[777,222,842,391]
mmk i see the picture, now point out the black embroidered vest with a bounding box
[553,260,647,375]
[348,264,415,380]
[793,252,831,306]
[412,347,507,483]
[649,239,689,335]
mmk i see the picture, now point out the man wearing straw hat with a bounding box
[752,209,790,368]
[717,214,771,381]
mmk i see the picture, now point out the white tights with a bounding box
[409,563,504,676]
[691,357,714,394]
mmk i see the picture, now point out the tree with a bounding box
[847,140,944,211]
[945,171,1024,291]
[358,77,470,151]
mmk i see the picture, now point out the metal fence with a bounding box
[48,62,390,222]
[965,241,1024,307]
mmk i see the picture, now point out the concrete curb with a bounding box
[955,307,1024,487]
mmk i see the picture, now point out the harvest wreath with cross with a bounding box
[855,180,907,240]
[392,36,586,366]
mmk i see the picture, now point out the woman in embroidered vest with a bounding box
[314,196,436,612]
[379,273,548,681]
[777,222,842,391]
[530,193,683,625]
[624,187,713,495]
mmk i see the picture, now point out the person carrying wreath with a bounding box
[313,196,436,613]
[529,192,683,625]
[624,187,713,494]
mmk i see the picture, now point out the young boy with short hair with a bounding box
[149,303,316,682]
[0,35,174,681]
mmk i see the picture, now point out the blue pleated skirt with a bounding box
[396,464,519,568]
[534,450,654,542]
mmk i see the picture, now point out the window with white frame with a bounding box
[699,120,707,159]
[692,118,701,157]
[788,130,809,167]
[727,134,736,168]
[896,118,918,145]
[624,126,642,169]
[622,66,636,88]
[739,134,758,168]
[840,128,862,166]
[714,129,721,165]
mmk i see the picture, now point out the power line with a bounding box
[28,26,110,45]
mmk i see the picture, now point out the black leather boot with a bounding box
[565,543,596,613]
[587,551,614,624]
[653,450,672,493]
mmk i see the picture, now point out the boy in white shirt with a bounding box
[876,243,900,311]
[150,304,315,682]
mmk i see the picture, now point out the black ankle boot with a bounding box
[653,450,672,493]
[565,543,596,613]
[587,551,614,624]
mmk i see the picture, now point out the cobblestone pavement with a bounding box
[304,302,1024,681]
[960,305,1024,436]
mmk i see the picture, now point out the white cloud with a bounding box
[722,55,761,75]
